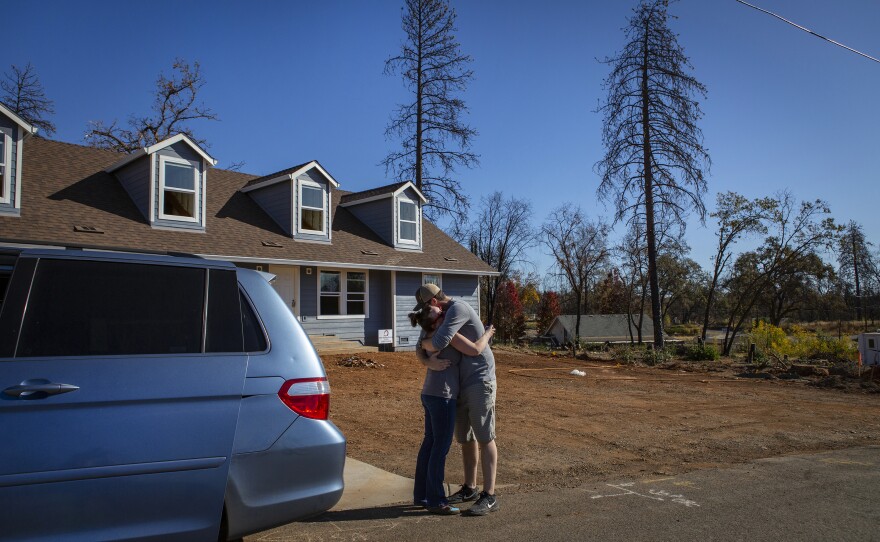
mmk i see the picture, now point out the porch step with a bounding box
[308,334,378,355]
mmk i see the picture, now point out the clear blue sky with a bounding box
[8,0,880,278]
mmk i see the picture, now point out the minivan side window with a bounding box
[17,259,205,357]
[240,291,267,352]
[205,269,247,353]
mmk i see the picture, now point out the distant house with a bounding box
[0,105,497,350]
[543,314,656,345]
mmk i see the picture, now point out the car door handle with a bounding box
[3,380,80,399]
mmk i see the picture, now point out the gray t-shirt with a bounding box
[431,299,496,390]
[417,329,461,399]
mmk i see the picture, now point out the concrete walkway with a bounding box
[332,457,414,511]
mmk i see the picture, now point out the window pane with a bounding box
[424,274,440,286]
[399,201,416,221]
[346,300,365,315]
[320,296,340,315]
[301,209,323,231]
[347,272,366,293]
[320,272,340,292]
[206,269,243,353]
[17,260,204,357]
[401,221,417,241]
[302,186,323,208]
[0,136,5,165]
[241,291,267,352]
[164,190,195,217]
[165,162,195,190]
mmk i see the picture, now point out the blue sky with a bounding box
[8,0,880,277]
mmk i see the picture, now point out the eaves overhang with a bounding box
[240,160,340,193]
[104,133,218,174]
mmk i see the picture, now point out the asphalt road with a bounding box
[247,446,880,542]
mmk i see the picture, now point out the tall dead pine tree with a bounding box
[384,0,478,222]
[596,0,710,347]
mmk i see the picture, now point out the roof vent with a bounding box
[444,257,458,262]
[261,240,283,248]
[73,226,104,234]
[361,250,379,256]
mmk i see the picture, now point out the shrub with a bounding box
[747,321,857,363]
[684,343,720,361]
[642,346,674,366]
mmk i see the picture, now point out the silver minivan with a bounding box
[0,248,346,541]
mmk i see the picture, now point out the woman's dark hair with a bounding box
[408,307,437,330]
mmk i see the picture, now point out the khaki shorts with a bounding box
[455,380,496,444]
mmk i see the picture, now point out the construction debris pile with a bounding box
[336,355,385,369]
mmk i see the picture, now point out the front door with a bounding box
[271,265,299,317]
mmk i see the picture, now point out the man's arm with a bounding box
[450,325,495,356]
[431,303,468,351]
[416,329,451,371]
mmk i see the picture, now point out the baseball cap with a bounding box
[413,283,441,311]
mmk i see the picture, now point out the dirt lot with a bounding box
[324,348,880,492]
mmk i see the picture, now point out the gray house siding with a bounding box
[363,270,392,346]
[297,266,384,345]
[152,143,205,231]
[294,170,331,243]
[345,198,393,245]
[442,275,480,317]
[393,272,480,351]
[393,187,423,251]
[248,181,292,235]
[395,271,423,349]
[114,157,151,220]
[0,121,17,216]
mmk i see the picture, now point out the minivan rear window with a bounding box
[17,259,205,357]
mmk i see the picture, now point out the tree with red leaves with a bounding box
[493,280,526,343]
[536,291,561,337]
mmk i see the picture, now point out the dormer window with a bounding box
[159,155,199,222]
[398,197,419,245]
[299,180,326,234]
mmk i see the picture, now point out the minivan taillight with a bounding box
[278,377,331,420]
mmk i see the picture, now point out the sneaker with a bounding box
[447,484,479,504]
[464,491,499,516]
[427,504,460,515]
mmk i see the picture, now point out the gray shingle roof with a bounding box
[0,138,496,275]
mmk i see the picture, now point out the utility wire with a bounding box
[735,0,880,64]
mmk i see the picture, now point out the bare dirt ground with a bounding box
[324,348,880,493]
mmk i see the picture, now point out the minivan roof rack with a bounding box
[0,238,202,259]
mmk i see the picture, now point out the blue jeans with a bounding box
[413,394,457,507]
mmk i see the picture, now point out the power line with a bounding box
[734,0,880,64]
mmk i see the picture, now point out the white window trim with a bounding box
[0,131,10,205]
[397,196,420,246]
[422,273,442,289]
[158,155,200,223]
[297,179,327,235]
[317,268,369,319]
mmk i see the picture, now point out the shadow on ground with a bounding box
[303,503,425,523]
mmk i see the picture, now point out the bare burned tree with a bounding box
[85,59,217,152]
[542,204,610,353]
[466,192,536,325]
[1,62,56,136]
[596,0,710,348]
[384,0,478,222]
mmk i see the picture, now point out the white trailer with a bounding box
[858,333,880,366]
